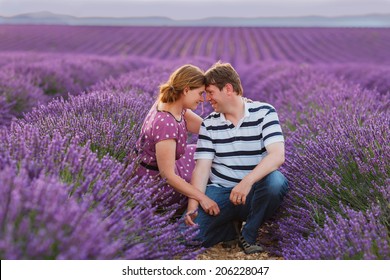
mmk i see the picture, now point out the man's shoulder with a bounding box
[247,101,276,114]
[203,112,221,124]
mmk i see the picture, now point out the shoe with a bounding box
[238,233,264,254]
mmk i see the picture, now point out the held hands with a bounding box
[199,195,220,216]
[230,179,252,205]
[185,195,220,226]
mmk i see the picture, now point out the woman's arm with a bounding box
[183,109,203,134]
[155,139,219,214]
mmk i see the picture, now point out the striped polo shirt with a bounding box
[194,101,284,188]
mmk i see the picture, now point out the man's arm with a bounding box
[185,158,220,225]
[229,142,285,205]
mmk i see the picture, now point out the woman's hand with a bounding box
[243,97,253,103]
[184,207,199,226]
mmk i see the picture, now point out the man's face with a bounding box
[205,84,225,112]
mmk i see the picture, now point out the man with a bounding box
[185,62,288,254]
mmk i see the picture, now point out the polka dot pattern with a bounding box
[134,106,196,206]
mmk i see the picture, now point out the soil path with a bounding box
[197,243,282,260]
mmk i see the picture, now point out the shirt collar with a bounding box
[219,99,250,124]
[244,101,250,118]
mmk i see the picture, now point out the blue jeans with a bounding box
[193,170,288,247]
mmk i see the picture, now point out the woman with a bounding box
[135,64,219,214]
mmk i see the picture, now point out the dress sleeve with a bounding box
[152,113,178,143]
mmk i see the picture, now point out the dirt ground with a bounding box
[196,224,283,260]
[196,243,283,260]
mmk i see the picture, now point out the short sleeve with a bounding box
[152,113,178,143]
[194,122,215,160]
[261,106,285,147]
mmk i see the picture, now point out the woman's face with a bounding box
[183,85,205,110]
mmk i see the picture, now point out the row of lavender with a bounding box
[1,25,390,64]
[0,52,159,126]
[2,51,389,127]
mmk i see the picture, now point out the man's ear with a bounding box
[225,83,234,95]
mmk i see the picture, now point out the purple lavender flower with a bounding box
[0,166,122,259]
[283,205,390,260]
[0,95,14,127]
[21,89,154,162]
[0,67,47,123]
[0,121,201,259]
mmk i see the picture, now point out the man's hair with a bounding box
[205,61,243,96]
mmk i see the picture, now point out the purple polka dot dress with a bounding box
[135,104,196,206]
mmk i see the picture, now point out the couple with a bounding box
[135,62,288,254]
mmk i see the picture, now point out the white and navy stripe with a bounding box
[194,101,284,188]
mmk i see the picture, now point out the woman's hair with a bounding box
[204,61,243,96]
[159,64,205,103]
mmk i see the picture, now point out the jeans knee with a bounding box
[261,170,288,198]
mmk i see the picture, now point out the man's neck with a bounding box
[223,97,245,126]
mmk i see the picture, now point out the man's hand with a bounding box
[199,195,220,216]
[184,195,220,226]
[230,178,253,205]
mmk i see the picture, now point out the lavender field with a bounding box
[0,25,389,260]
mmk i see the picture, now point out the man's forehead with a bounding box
[206,84,218,91]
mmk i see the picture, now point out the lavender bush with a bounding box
[279,111,388,234]
[0,95,13,127]
[285,205,390,259]
[1,54,152,97]
[0,52,155,126]
[0,67,47,125]
[324,63,390,96]
[21,90,153,162]
[0,166,121,259]
[274,93,389,259]
[0,123,200,259]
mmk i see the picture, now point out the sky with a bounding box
[1,0,390,20]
